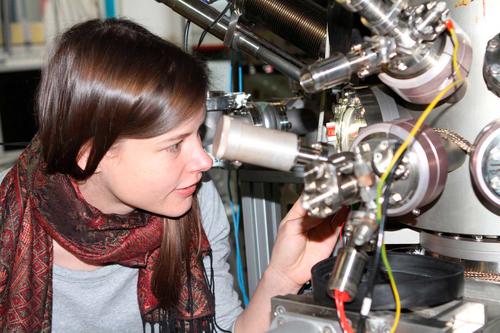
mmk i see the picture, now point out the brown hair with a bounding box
[37,18,209,308]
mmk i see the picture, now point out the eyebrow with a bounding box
[156,132,190,144]
[155,114,206,144]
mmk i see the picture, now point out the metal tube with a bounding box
[300,52,378,93]
[236,0,327,56]
[155,0,302,80]
[328,247,368,298]
[213,116,300,171]
[300,53,352,93]
[337,0,399,36]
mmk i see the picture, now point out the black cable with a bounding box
[356,148,405,333]
[183,20,191,52]
[196,1,232,51]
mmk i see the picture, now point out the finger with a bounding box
[283,196,307,221]
[305,206,350,237]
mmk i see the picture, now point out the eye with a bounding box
[165,141,182,153]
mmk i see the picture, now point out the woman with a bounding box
[0,19,340,332]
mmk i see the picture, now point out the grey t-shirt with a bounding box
[50,179,243,332]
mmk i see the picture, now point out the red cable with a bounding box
[445,19,454,31]
[334,289,354,333]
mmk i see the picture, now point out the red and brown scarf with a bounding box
[0,138,215,332]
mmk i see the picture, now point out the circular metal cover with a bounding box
[469,118,500,212]
[483,33,500,97]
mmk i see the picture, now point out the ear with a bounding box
[76,141,93,172]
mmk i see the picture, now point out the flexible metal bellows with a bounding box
[236,0,327,57]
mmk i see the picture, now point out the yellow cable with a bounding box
[374,23,462,333]
[381,244,400,331]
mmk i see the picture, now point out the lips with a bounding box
[175,183,198,197]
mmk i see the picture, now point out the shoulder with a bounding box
[196,175,230,243]
[197,176,220,203]
[0,168,11,184]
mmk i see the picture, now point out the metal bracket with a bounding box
[224,9,242,50]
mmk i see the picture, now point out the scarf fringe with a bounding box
[143,316,217,333]
[143,251,221,333]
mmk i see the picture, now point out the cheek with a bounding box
[109,154,184,201]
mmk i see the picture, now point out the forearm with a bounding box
[233,266,301,333]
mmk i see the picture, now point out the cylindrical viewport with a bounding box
[213,115,300,171]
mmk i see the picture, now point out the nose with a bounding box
[190,139,213,172]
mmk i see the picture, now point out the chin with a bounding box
[158,197,194,218]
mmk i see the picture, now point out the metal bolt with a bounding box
[489,64,500,76]
[412,208,421,216]
[415,4,425,14]
[474,235,484,242]
[358,68,371,78]
[390,192,403,204]
[322,327,333,333]
[275,305,286,315]
[488,38,499,50]
[379,140,389,150]
[231,160,243,168]
[350,44,363,52]
[490,147,500,161]
[490,176,500,192]
[397,61,408,71]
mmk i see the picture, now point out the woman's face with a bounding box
[78,110,213,217]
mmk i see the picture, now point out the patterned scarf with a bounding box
[0,138,215,332]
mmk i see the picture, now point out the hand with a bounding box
[266,198,348,292]
[234,199,348,333]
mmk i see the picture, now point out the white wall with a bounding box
[117,0,185,45]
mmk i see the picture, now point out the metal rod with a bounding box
[155,0,302,80]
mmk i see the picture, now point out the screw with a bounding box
[489,64,500,76]
[322,327,333,333]
[397,61,408,71]
[390,192,403,204]
[231,160,243,168]
[358,68,370,78]
[488,38,499,50]
[474,235,484,242]
[490,176,500,192]
[412,208,421,216]
[350,44,363,52]
[275,305,286,315]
